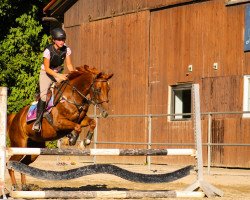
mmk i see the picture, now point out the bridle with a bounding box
[56,76,109,117]
[90,79,110,104]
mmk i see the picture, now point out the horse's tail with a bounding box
[7,113,16,135]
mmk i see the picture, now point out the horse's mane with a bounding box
[67,65,98,80]
[67,70,84,80]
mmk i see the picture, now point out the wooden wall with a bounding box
[66,11,150,163]
[64,0,203,27]
[63,0,250,167]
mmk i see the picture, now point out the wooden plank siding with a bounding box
[62,0,250,167]
[64,0,207,27]
[65,11,150,164]
[148,0,250,167]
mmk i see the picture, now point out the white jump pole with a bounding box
[0,87,7,199]
[7,148,196,156]
[10,190,205,199]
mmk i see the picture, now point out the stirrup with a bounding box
[32,121,41,132]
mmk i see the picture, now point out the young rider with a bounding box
[32,27,74,132]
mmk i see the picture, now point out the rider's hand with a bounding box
[57,73,68,82]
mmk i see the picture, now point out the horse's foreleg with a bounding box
[66,123,82,146]
[53,116,82,146]
[67,130,80,146]
[80,117,96,146]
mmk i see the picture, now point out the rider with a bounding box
[32,27,74,132]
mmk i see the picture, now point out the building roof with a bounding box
[43,0,77,19]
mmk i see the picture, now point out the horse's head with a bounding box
[74,65,113,118]
[90,72,113,118]
[90,72,113,103]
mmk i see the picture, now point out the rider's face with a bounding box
[53,39,66,49]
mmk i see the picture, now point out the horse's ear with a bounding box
[96,72,104,79]
[85,65,100,74]
[107,73,113,80]
[101,73,113,80]
[83,65,90,71]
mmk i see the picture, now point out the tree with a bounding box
[0,2,49,113]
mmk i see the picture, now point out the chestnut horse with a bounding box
[7,65,113,190]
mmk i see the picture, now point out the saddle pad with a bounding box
[26,102,38,122]
[26,96,54,123]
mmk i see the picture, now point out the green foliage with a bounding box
[0,5,49,113]
[0,0,49,41]
[46,141,58,148]
[1,0,58,147]
[0,0,11,16]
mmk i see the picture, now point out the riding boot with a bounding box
[32,100,46,132]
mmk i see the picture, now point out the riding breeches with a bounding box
[39,70,59,101]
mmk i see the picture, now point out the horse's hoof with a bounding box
[69,138,77,146]
[84,139,91,146]
[101,110,109,118]
[12,184,19,191]
[22,184,40,191]
[21,184,29,191]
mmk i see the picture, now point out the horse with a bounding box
[7,65,113,190]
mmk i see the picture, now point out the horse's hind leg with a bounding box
[20,140,45,190]
[8,155,24,190]
[20,155,40,190]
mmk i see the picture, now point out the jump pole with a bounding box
[0,87,7,199]
[10,190,205,199]
[7,148,196,156]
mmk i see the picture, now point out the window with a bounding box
[226,0,250,5]
[243,75,250,117]
[170,84,192,120]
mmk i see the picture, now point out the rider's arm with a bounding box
[44,57,68,81]
[65,47,74,72]
[65,55,74,72]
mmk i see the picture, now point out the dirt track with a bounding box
[3,155,250,199]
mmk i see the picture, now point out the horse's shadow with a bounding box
[43,184,129,191]
[1,184,172,198]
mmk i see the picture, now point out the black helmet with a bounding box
[51,28,66,40]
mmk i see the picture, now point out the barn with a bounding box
[43,0,250,168]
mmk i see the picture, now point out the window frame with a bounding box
[169,83,192,121]
[226,0,250,6]
[243,75,250,118]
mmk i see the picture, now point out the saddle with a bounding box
[26,96,54,123]
[26,82,67,124]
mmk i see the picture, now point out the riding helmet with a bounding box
[51,28,66,40]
